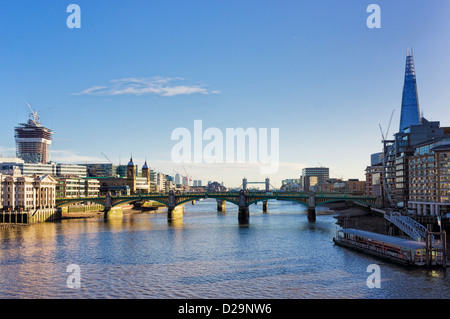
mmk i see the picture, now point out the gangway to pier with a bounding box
[384,211,435,243]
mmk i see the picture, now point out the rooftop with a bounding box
[337,228,439,249]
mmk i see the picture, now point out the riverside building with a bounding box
[1,166,56,211]
[382,49,450,208]
[408,137,450,216]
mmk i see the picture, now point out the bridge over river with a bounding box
[56,191,378,223]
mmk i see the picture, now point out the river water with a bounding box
[0,199,449,299]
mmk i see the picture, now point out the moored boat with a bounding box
[333,228,447,267]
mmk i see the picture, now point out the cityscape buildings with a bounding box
[301,167,329,191]
[14,105,53,164]
[369,49,450,216]
[0,160,87,178]
[1,47,449,222]
[85,163,127,178]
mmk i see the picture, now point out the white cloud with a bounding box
[73,77,220,97]
[50,150,104,164]
[0,146,16,158]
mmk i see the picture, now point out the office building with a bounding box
[56,163,87,177]
[84,163,128,178]
[193,180,202,187]
[371,152,382,166]
[301,167,329,191]
[399,48,421,132]
[55,177,100,198]
[15,105,53,164]
[0,159,86,178]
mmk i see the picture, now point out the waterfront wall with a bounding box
[59,204,104,214]
[0,208,61,224]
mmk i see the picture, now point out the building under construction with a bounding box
[14,104,53,164]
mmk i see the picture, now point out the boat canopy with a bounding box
[337,229,439,250]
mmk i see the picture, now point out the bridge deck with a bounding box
[56,192,377,209]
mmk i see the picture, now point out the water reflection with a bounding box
[0,201,449,299]
[168,218,183,229]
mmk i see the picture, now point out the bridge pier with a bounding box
[307,192,316,222]
[168,204,184,221]
[239,206,249,223]
[217,200,226,212]
[104,207,124,220]
[238,190,249,223]
[262,200,268,213]
[103,192,123,220]
[307,207,316,222]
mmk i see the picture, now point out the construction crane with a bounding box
[101,152,113,163]
[379,109,395,142]
[379,109,396,208]
[25,102,40,125]
[385,109,395,139]
[181,163,192,184]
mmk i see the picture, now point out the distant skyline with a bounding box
[1,1,450,188]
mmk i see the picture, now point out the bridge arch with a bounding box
[316,199,376,208]
[175,196,239,207]
[246,197,309,208]
[56,199,106,208]
[112,198,169,208]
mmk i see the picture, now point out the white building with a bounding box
[1,166,56,211]
[0,158,87,177]
[55,177,100,198]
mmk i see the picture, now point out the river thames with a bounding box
[0,199,449,299]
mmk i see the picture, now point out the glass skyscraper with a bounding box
[399,48,420,132]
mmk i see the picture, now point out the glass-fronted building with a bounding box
[399,48,420,132]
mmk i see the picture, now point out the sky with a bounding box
[1,0,450,188]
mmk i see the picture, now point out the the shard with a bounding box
[399,48,421,132]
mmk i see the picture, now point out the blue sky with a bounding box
[1,0,450,187]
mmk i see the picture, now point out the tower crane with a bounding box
[181,163,192,185]
[379,109,396,208]
[25,102,40,124]
[385,109,395,139]
[379,109,395,142]
[101,152,113,163]
[173,169,187,185]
